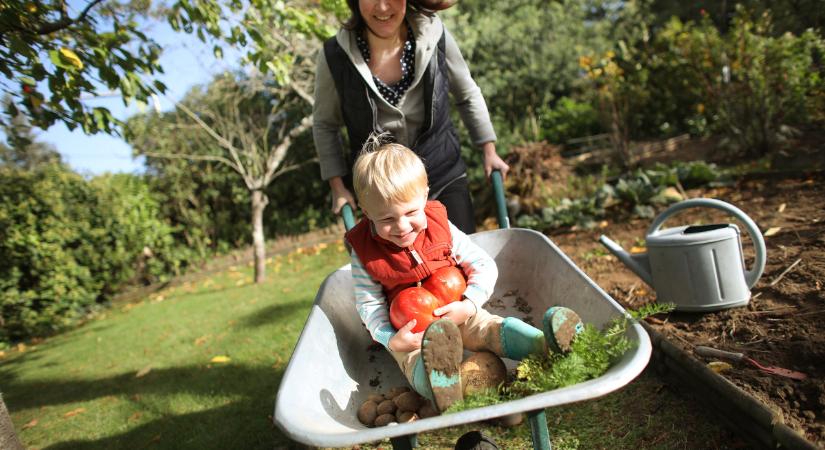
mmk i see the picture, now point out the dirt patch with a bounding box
[549,172,825,445]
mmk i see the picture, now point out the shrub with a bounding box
[0,166,188,343]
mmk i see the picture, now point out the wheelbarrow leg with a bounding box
[390,434,417,449]
[527,409,551,450]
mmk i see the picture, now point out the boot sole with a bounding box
[421,319,463,412]
[543,306,584,353]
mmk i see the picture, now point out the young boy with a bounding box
[346,141,583,413]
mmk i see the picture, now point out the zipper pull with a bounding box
[408,248,424,266]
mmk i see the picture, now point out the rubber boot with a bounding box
[499,317,545,360]
[420,319,464,412]
[543,306,584,353]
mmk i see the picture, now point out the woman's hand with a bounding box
[434,299,476,326]
[329,176,357,214]
[481,141,509,180]
[388,319,423,352]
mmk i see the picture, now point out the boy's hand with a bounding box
[388,319,423,353]
[434,299,476,326]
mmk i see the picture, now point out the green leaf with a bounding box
[213,45,223,59]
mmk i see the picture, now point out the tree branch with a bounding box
[140,150,242,174]
[27,0,107,35]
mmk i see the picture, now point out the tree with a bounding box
[128,70,319,283]
[0,0,166,134]
[0,98,62,170]
[442,0,616,141]
[125,0,344,283]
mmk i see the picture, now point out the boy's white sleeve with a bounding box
[351,252,396,349]
[450,223,498,308]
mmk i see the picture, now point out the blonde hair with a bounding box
[353,141,428,215]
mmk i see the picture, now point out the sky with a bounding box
[33,14,242,176]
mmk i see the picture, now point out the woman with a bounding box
[313,0,508,233]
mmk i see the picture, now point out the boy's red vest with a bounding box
[346,201,457,301]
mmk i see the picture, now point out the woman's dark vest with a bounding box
[322,27,466,194]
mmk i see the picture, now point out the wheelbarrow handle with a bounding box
[695,346,745,362]
[340,170,509,232]
[491,169,509,230]
[342,203,356,232]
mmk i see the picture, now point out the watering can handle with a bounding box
[646,198,766,289]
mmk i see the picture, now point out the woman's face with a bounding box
[358,0,407,40]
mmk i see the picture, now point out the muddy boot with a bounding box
[421,318,464,412]
[543,306,584,354]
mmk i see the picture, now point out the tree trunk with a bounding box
[251,189,269,283]
[0,395,24,450]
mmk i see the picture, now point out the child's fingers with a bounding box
[400,319,417,333]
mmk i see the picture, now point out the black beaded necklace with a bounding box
[356,22,416,107]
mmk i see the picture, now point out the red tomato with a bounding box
[422,266,467,306]
[389,287,441,333]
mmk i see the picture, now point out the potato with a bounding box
[397,411,418,423]
[393,391,423,412]
[367,393,385,404]
[376,399,397,415]
[373,413,396,427]
[386,386,410,399]
[417,401,438,418]
[460,351,507,395]
[357,400,378,426]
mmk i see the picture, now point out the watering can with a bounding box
[599,198,767,312]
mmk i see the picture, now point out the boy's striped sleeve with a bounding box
[351,252,396,348]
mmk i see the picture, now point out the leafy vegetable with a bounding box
[445,303,675,413]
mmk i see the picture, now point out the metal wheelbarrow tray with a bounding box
[274,227,652,448]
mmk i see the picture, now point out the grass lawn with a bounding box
[1,239,734,449]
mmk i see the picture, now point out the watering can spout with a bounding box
[598,235,654,287]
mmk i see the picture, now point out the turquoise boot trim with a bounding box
[411,357,435,403]
[500,317,545,360]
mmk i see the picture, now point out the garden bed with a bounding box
[549,169,824,447]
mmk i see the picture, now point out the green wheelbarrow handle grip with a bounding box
[341,203,356,232]
[491,170,509,229]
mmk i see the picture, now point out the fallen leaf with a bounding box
[777,203,786,213]
[129,412,142,422]
[16,343,26,353]
[210,355,231,363]
[764,227,781,237]
[598,220,609,228]
[21,418,38,430]
[63,407,86,418]
[707,361,733,373]
[0,350,5,359]
[630,246,646,254]
[194,336,208,346]
[150,434,161,442]
[135,365,152,378]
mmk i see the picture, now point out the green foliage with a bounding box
[0,100,62,170]
[443,0,617,141]
[0,1,165,133]
[538,97,604,145]
[445,303,676,414]
[590,5,825,153]
[0,165,189,343]
[516,161,728,231]
[510,302,674,395]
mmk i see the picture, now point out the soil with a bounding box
[528,139,825,445]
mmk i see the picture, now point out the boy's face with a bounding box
[364,192,427,248]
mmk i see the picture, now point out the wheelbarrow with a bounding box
[274,172,651,449]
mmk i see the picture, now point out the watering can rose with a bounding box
[389,266,467,332]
